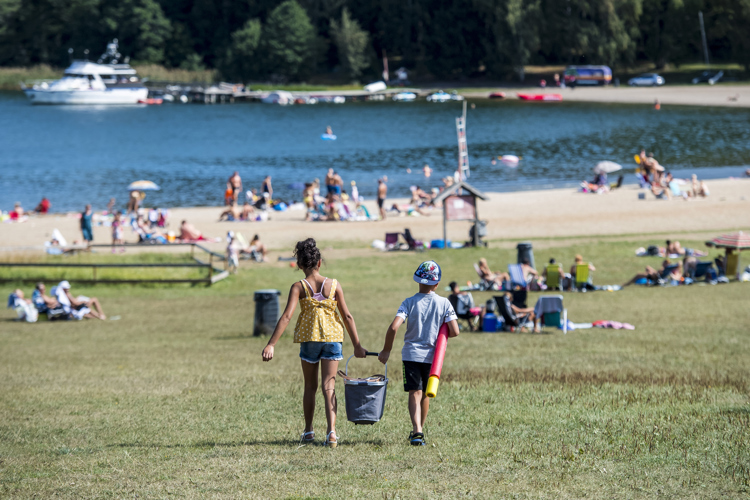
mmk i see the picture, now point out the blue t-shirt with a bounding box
[396,292,457,363]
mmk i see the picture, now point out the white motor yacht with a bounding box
[22,40,149,105]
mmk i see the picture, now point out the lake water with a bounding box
[1,91,749,212]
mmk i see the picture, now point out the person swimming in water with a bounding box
[325,126,333,136]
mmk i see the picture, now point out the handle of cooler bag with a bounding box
[345,353,386,379]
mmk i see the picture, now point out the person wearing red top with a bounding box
[34,197,50,214]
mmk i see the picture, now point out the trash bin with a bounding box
[516,242,535,270]
[253,289,281,336]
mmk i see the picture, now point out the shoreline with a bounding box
[3,178,748,253]
[4,83,750,109]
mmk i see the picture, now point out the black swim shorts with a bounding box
[402,360,432,392]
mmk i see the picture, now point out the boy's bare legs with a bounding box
[301,360,319,434]
[409,390,430,433]
[321,359,338,441]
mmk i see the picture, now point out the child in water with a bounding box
[378,261,459,446]
[262,238,366,447]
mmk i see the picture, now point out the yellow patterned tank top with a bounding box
[293,278,345,343]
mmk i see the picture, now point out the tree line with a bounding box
[1,0,749,82]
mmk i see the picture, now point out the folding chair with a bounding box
[402,228,424,251]
[507,263,528,290]
[384,232,400,250]
[692,261,714,280]
[473,263,498,291]
[494,295,533,333]
[448,294,479,331]
[545,265,561,290]
[574,263,591,290]
[533,295,567,334]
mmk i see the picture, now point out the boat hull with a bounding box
[24,87,149,105]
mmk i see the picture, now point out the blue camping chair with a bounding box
[508,263,528,290]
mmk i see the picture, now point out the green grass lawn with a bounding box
[1,239,748,498]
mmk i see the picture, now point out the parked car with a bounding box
[564,65,612,87]
[628,73,665,86]
[692,70,723,85]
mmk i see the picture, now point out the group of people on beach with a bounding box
[637,150,710,200]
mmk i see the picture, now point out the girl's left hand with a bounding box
[353,345,367,358]
[262,345,274,361]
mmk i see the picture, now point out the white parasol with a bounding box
[594,161,622,174]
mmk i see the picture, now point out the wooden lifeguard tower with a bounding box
[433,182,488,247]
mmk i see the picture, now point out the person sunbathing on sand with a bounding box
[179,220,205,241]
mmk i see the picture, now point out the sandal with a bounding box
[410,432,425,446]
[324,431,338,448]
[300,431,315,444]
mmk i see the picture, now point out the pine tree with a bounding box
[330,8,370,79]
[262,0,316,80]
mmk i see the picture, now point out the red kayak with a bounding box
[138,98,163,105]
[516,93,563,101]
[489,92,506,99]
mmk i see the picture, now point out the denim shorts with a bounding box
[299,342,343,364]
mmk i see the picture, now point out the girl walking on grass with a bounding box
[262,238,366,448]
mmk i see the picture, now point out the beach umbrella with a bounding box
[127,180,160,191]
[593,161,622,174]
[705,231,750,250]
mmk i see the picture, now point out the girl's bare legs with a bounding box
[300,360,319,434]
[320,359,338,440]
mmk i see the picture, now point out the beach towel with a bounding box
[592,320,635,330]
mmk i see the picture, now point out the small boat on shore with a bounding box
[427,90,464,102]
[489,92,506,99]
[517,93,563,102]
[392,92,416,102]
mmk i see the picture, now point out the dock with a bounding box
[145,81,423,104]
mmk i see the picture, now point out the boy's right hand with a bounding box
[378,350,390,365]
[262,345,274,362]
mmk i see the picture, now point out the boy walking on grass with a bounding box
[379,261,459,446]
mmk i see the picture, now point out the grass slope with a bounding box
[1,240,748,498]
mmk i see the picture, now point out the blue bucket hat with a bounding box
[413,260,442,285]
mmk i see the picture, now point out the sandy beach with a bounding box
[464,84,750,108]
[3,178,748,255]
